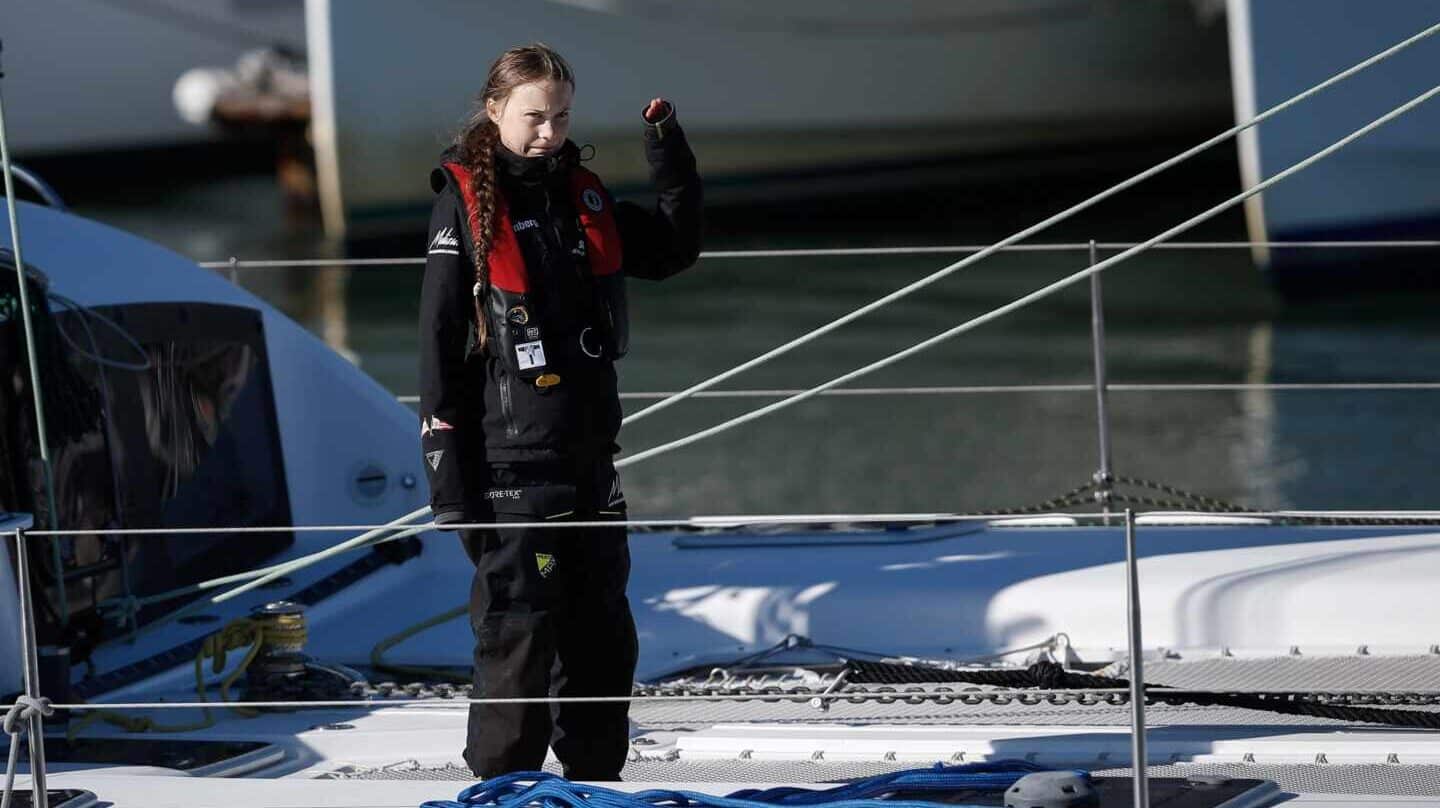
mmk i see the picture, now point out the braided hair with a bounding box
[451,43,575,352]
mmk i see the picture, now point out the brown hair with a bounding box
[452,43,575,352]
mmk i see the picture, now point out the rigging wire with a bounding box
[614,81,1440,470]
[23,506,1440,541]
[395,382,1440,405]
[617,20,1440,429]
[197,239,1440,271]
[74,18,1440,620]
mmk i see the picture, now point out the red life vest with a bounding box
[442,161,623,291]
[441,160,629,382]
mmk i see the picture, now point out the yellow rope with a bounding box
[68,607,469,736]
[369,603,469,684]
[67,617,270,739]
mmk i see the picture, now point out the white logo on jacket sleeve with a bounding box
[420,415,454,438]
[428,227,461,255]
[581,188,604,212]
[515,340,547,370]
[426,450,444,470]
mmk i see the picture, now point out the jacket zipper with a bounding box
[497,371,518,438]
[542,186,581,280]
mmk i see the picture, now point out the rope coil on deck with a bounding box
[420,764,1064,808]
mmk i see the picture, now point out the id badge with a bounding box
[515,340,547,370]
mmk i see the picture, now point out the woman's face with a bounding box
[487,79,573,158]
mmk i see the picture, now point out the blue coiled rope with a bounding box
[422,761,1083,808]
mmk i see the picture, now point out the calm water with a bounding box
[69,141,1440,517]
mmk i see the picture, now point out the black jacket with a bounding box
[419,111,702,522]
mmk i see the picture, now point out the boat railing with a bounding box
[9,507,1440,806]
[214,242,1440,415]
[387,381,1440,405]
[203,234,1440,427]
[22,508,1440,539]
[196,238,1440,274]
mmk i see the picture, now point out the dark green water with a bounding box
[67,139,1440,517]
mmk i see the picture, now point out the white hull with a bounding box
[0,201,428,694]
[5,0,305,155]
[1225,0,1440,274]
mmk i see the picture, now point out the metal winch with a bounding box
[243,601,364,702]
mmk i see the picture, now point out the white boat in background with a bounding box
[304,0,1232,237]
[4,0,305,155]
[1225,0,1440,294]
[9,1,1232,237]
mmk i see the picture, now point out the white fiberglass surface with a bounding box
[284,523,1440,678]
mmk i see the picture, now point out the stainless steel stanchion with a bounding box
[1124,509,1149,808]
[13,528,49,808]
[1090,240,1115,518]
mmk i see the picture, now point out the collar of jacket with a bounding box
[495,140,581,186]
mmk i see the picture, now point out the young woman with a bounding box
[417,44,702,780]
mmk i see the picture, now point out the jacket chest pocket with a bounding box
[488,359,579,443]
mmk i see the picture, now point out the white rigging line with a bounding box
[195,513,432,604]
[616,20,1440,429]
[199,257,420,269]
[26,513,989,539]
[614,82,1440,470]
[394,383,1440,405]
[21,508,1440,540]
[612,382,1440,399]
[694,241,1440,258]
[27,505,1440,622]
[196,240,1440,270]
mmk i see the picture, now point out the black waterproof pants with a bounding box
[460,456,638,780]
